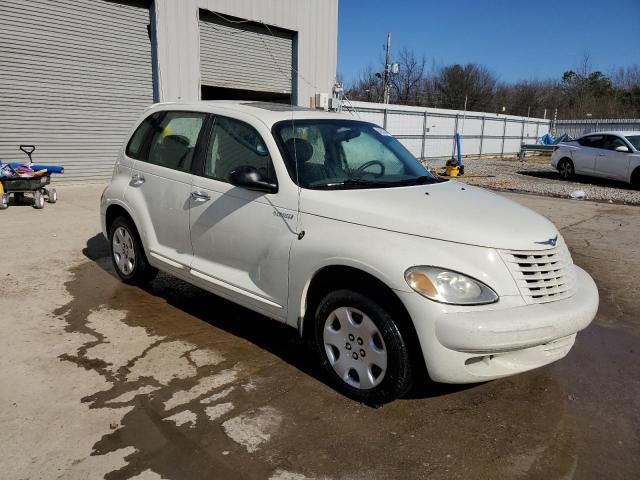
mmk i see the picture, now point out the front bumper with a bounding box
[399,266,598,383]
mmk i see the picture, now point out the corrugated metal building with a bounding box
[0,0,338,181]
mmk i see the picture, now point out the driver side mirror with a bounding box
[615,145,630,153]
[229,165,277,193]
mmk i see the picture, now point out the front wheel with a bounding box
[109,216,157,284]
[558,159,574,180]
[312,289,413,405]
[33,190,45,209]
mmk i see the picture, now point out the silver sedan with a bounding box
[551,131,640,186]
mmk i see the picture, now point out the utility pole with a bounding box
[383,32,391,104]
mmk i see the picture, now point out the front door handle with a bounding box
[130,174,145,186]
[191,190,210,202]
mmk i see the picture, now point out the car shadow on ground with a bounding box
[82,233,475,402]
[517,170,637,190]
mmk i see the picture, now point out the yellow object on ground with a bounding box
[0,182,4,194]
[445,165,459,177]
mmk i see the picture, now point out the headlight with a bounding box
[405,266,498,305]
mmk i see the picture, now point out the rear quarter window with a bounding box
[126,113,162,160]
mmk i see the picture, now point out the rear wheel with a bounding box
[631,168,640,189]
[558,158,574,180]
[47,188,58,203]
[0,193,8,210]
[109,216,157,284]
[312,289,413,405]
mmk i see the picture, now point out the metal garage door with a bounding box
[199,11,293,97]
[0,0,154,181]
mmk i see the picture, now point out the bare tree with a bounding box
[389,48,426,106]
[434,63,497,111]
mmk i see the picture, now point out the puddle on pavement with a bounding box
[51,234,638,479]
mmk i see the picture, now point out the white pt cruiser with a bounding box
[101,101,598,404]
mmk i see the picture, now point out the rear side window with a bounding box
[147,112,207,171]
[578,135,604,148]
[126,113,161,160]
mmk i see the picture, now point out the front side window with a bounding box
[624,135,640,151]
[603,135,628,151]
[146,111,206,171]
[204,116,275,183]
[273,120,434,189]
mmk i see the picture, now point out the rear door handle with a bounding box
[191,190,210,202]
[130,174,145,186]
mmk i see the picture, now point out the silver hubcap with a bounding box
[112,226,136,275]
[323,307,387,390]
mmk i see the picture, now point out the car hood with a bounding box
[300,180,559,250]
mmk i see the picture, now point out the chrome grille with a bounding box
[499,238,577,304]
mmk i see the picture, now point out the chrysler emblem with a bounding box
[535,235,558,247]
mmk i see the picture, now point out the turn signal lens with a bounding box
[405,267,498,305]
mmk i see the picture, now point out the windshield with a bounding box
[273,119,436,189]
[625,135,640,151]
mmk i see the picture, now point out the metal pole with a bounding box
[383,32,391,105]
[520,118,525,147]
[479,116,485,158]
[552,108,558,136]
[383,108,388,130]
[452,115,459,158]
[421,111,427,160]
[500,118,507,158]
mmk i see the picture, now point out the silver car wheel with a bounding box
[112,226,136,275]
[323,306,388,390]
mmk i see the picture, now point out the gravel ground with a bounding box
[426,155,640,205]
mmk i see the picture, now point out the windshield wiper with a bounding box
[308,176,433,190]
[389,175,433,186]
[308,179,380,189]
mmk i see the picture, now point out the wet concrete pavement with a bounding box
[1,185,639,479]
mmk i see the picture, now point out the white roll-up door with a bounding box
[199,11,293,96]
[0,0,154,181]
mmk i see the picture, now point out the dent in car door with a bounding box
[188,116,295,319]
[127,111,207,272]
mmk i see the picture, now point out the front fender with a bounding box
[286,213,522,329]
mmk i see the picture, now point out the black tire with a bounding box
[108,216,157,284]
[311,289,413,405]
[47,188,58,203]
[631,168,640,189]
[558,158,574,180]
[0,193,8,210]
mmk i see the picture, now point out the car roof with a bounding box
[578,131,640,137]
[146,100,361,127]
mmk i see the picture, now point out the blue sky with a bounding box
[338,0,640,85]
